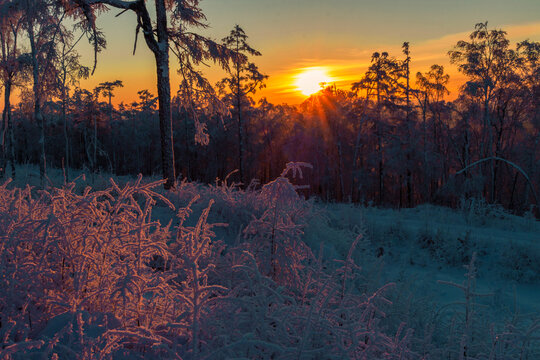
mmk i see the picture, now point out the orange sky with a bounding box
[6,1,540,107]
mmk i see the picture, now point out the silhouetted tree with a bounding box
[352,51,402,204]
[415,64,450,200]
[57,30,89,181]
[449,22,516,202]
[96,79,122,122]
[218,25,267,184]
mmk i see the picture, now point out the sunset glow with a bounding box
[294,67,335,96]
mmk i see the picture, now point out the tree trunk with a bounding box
[27,18,46,185]
[236,37,244,185]
[62,84,69,182]
[93,111,97,173]
[154,0,175,189]
[1,80,10,179]
[6,82,15,179]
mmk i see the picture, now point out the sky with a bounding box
[76,0,540,105]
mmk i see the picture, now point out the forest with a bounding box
[0,0,539,359]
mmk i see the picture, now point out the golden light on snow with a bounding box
[295,67,335,96]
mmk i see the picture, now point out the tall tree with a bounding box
[0,2,23,179]
[352,51,401,204]
[218,25,267,184]
[415,64,450,200]
[76,0,232,189]
[57,30,90,182]
[402,42,413,207]
[449,22,516,202]
[17,0,73,184]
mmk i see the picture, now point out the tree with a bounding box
[0,2,24,179]
[449,22,517,202]
[76,0,233,189]
[70,87,101,172]
[96,79,122,123]
[57,30,90,182]
[415,64,450,200]
[17,0,72,184]
[402,42,413,207]
[352,52,402,204]
[218,25,267,184]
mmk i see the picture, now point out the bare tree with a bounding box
[415,64,450,200]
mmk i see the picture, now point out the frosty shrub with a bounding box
[0,171,417,359]
[459,197,513,226]
[243,162,314,287]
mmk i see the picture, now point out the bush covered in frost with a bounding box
[0,165,418,359]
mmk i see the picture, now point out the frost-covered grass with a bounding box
[0,165,539,359]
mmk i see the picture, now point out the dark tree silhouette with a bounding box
[449,22,516,202]
[218,25,267,184]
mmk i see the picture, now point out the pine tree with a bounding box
[218,25,267,184]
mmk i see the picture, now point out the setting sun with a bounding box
[295,67,335,96]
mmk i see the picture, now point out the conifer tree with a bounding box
[218,25,267,184]
[96,79,123,123]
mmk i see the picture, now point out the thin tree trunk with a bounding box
[7,82,15,179]
[62,84,69,182]
[422,96,429,202]
[27,18,46,185]
[184,110,191,180]
[93,110,97,173]
[1,81,10,178]
[485,96,495,203]
[351,114,366,202]
[405,45,412,207]
[236,37,244,184]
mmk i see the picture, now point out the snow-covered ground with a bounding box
[319,202,539,312]
[2,165,539,358]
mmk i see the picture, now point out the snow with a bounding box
[1,166,539,358]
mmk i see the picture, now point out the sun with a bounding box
[295,67,334,96]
